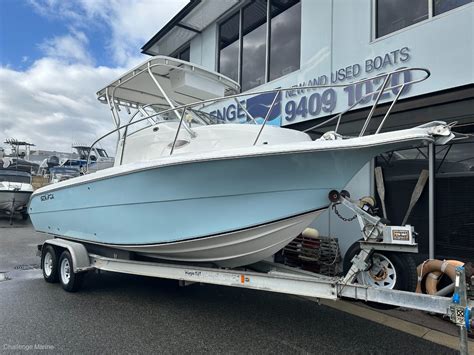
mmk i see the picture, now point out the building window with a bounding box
[219,13,239,83]
[172,46,191,61]
[218,0,301,91]
[434,0,472,15]
[269,0,301,81]
[376,0,428,38]
[376,0,472,38]
[241,0,267,91]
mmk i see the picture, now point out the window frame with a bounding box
[217,0,301,90]
[171,44,191,61]
[372,0,472,41]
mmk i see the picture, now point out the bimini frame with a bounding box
[88,56,430,170]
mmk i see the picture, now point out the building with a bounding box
[142,0,474,261]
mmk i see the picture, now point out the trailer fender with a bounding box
[43,239,92,273]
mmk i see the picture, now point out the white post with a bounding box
[428,143,435,259]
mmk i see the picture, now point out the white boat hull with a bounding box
[109,209,323,267]
[0,190,32,213]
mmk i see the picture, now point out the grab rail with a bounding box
[87,67,430,172]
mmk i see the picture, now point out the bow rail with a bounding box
[87,67,430,172]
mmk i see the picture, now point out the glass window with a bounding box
[0,173,30,184]
[97,149,108,158]
[217,0,301,90]
[434,0,472,15]
[269,0,301,81]
[376,0,429,37]
[172,46,190,62]
[241,0,267,91]
[219,13,240,83]
[179,47,190,61]
[434,139,474,174]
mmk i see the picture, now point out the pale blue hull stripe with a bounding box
[29,147,384,245]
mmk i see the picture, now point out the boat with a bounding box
[49,166,81,184]
[1,139,39,174]
[0,156,39,174]
[0,169,34,219]
[28,57,454,267]
[58,144,114,172]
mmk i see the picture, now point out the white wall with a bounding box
[190,25,218,70]
[182,0,473,257]
[188,0,473,123]
[282,0,474,125]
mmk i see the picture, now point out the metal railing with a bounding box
[87,67,430,172]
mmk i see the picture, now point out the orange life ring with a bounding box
[424,260,464,295]
[415,259,463,294]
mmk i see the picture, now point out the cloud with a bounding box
[0,58,124,153]
[29,0,188,66]
[103,0,188,66]
[39,30,93,65]
[1,0,189,154]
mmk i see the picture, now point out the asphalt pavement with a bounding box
[0,217,456,354]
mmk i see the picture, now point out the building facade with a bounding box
[142,0,474,261]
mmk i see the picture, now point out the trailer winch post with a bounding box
[330,190,419,285]
[450,266,471,355]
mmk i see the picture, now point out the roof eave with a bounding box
[141,0,202,55]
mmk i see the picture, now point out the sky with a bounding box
[0,0,188,154]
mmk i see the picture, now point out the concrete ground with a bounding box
[0,217,467,354]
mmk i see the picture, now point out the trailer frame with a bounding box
[36,192,473,352]
[38,237,473,353]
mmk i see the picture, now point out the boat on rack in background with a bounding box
[28,57,455,267]
[58,144,114,173]
[0,140,35,219]
[1,139,39,174]
[0,169,33,219]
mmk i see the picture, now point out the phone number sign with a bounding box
[208,47,412,127]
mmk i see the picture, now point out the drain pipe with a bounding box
[428,143,435,259]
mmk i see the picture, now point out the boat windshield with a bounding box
[74,146,108,159]
[0,170,31,184]
[90,56,431,170]
[97,149,108,158]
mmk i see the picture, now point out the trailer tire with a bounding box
[58,250,84,292]
[42,245,59,283]
[343,241,417,308]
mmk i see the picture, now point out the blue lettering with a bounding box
[237,100,246,121]
[226,104,236,121]
[216,108,225,122]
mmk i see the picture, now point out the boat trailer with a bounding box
[38,191,473,353]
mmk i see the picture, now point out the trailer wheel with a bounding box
[59,250,84,292]
[42,245,59,283]
[343,241,417,308]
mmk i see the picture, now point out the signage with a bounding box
[207,47,413,126]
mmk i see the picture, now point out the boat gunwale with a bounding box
[30,130,437,197]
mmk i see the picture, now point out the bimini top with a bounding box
[96,56,240,109]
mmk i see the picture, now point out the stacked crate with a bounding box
[283,231,341,276]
